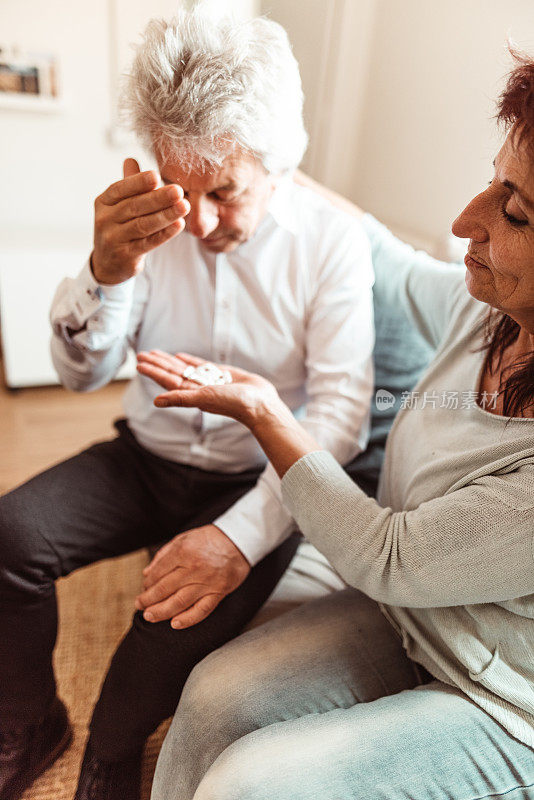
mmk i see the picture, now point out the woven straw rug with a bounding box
[21,549,171,800]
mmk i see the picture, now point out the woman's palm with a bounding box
[136,350,278,425]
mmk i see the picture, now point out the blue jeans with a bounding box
[151,588,534,800]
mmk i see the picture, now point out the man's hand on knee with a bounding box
[134,525,250,629]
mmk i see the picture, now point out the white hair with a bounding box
[121,7,308,174]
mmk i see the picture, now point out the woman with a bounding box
[140,54,534,799]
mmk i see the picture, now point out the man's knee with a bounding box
[0,491,59,596]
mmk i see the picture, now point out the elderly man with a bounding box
[0,9,374,800]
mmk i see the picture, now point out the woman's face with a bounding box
[452,129,534,332]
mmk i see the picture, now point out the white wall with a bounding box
[261,0,534,247]
[261,0,377,196]
[0,0,259,386]
[260,0,331,171]
[3,1,531,250]
[0,0,259,246]
[354,0,534,243]
[0,0,175,246]
[203,0,259,18]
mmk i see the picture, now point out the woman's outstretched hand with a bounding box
[136,350,281,428]
[137,349,320,478]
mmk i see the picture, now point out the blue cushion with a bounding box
[345,216,435,495]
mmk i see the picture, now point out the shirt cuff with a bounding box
[87,260,137,300]
[69,260,104,321]
[70,260,136,321]
[214,486,296,566]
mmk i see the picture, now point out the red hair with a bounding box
[482,48,534,416]
[497,47,534,141]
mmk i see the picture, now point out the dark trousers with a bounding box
[0,420,300,760]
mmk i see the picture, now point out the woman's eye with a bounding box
[501,206,528,226]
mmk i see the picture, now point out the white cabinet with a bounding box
[0,243,135,387]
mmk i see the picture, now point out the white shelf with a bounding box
[0,92,63,113]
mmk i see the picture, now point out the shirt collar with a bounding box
[265,174,299,235]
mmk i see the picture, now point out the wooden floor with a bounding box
[0,376,125,495]
[1,373,169,799]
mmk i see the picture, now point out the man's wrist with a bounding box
[210,523,251,567]
[90,250,129,286]
[89,251,109,285]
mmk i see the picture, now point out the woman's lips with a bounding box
[465,253,490,270]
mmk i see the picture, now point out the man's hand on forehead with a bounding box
[90,157,190,286]
[102,162,158,203]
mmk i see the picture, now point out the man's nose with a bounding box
[185,196,219,239]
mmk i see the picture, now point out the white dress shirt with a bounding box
[50,180,374,565]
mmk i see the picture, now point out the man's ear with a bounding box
[269,173,283,193]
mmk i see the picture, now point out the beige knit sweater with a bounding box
[281,217,534,749]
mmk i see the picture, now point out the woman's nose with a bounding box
[186,196,219,239]
[452,190,489,243]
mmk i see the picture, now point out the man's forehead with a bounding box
[159,152,253,190]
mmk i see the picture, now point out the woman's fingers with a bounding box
[138,350,188,373]
[137,351,186,374]
[137,350,189,390]
[143,350,255,385]
[137,351,207,391]
[137,362,184,390]
[175,352,254,383]
[174,353,204,366]
[138,351,266,416]
[154,389,207,408]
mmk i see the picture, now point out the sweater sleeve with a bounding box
[362,215,466,349]
[281,450,534,607]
